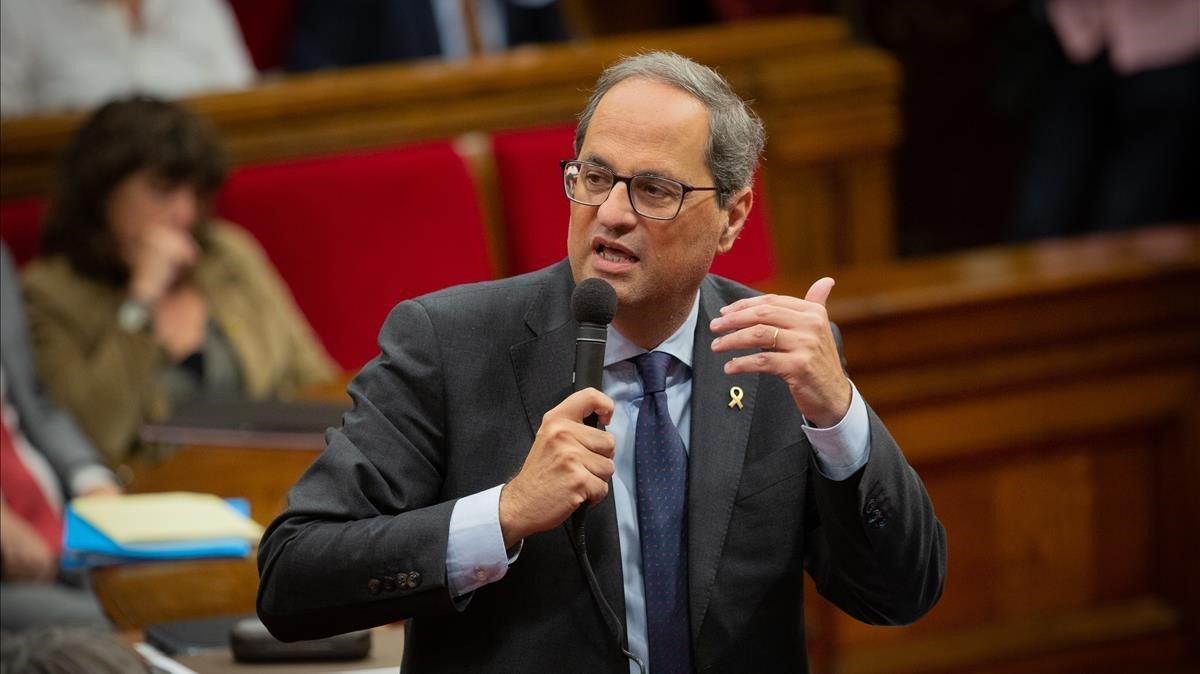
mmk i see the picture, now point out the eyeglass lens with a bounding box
[564,162,684,219]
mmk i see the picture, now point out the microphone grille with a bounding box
[571,277,618,325]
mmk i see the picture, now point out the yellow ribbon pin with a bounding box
[728,386,745,410]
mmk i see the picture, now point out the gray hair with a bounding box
[574,51,765,208]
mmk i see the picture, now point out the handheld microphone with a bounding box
[565,278,644,673]
[570,278,618,428]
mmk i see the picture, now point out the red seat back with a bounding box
[216,142,495,370]
[490,124,575,275]
[491,125,776,285]
[0,198,46,266]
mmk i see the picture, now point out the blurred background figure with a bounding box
[0,0,254,119]
[1011,0,1200,240]
[286,0,568,71]
[1,242,120,633]
[20,98,337,466]
[0,627,150,673]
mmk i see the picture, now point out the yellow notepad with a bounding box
[71,492,264,544]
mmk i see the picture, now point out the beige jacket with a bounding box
[21,221,338,465]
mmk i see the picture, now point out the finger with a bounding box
[804,277,836,307]
[581,473,611,505]
[711,303,794,336]
[551,388,615,424]
[578,450,616,481]
[711,324,783,353]
[711,306,825,342]
[722,350,789,377]
[719,293,807,316]
[577,426,617,458]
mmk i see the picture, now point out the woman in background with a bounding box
[21,98,337,466]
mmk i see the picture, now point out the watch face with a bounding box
[118,299,150,332]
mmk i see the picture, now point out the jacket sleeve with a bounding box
[804,404,947,625]
[21,275,167,466]
[257,298,461,641]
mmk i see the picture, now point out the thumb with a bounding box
[804,277,836,307]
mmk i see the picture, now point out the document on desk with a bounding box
[71,492,264,543]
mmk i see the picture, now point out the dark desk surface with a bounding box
[138,625,405,673]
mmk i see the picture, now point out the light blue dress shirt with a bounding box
[445,293,871,671]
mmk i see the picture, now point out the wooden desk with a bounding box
[159,625,405,674]
[124,624,405,673]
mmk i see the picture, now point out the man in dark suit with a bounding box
[1,242,121,631]
[258,51,946,672]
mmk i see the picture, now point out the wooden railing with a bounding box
[0,16,899,271]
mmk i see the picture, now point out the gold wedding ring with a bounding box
[770,326,780,350]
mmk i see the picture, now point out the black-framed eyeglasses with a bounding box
[560,160,718,221]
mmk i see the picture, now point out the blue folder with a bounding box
[61,498,254,569]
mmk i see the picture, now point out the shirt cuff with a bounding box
[802,380,871,481]
[69,465,119,497]
[446,484,515,598]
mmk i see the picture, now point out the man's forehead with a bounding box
[582,78,710,176]
[592,77,708,122]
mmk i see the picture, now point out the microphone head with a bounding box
[571,277,618,326]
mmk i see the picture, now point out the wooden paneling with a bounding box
[773,224,1200,674]
[0,17,899,270]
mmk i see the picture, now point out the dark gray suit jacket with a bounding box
[1,244,104,493]
[257,261,946,672]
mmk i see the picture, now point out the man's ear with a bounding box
[716,186,754,254]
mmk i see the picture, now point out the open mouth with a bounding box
[595,241,639,264]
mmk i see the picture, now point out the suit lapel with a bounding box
[687,278,759,643]
[508,263,628,635]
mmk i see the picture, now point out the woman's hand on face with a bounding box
[126,224,198,305]
[153,286,208,361]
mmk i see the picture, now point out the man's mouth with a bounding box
[595,242,639,264]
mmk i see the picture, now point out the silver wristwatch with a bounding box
[117,298,151,333]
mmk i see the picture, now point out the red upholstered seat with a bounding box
[0,198,45,266]
[490,125,776,285]
[216,142,495,371]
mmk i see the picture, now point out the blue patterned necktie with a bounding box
[632,351,692,674]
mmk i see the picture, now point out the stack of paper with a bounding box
[62,492,265,569]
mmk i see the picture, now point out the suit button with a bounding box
[367,578,382,595]
[382,575,397,592]
[407,571,422,588]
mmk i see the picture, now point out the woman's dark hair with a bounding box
[40,97,227,286]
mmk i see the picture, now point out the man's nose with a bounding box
[596,182,638,230]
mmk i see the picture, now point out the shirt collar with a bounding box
[603,292,699,369]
